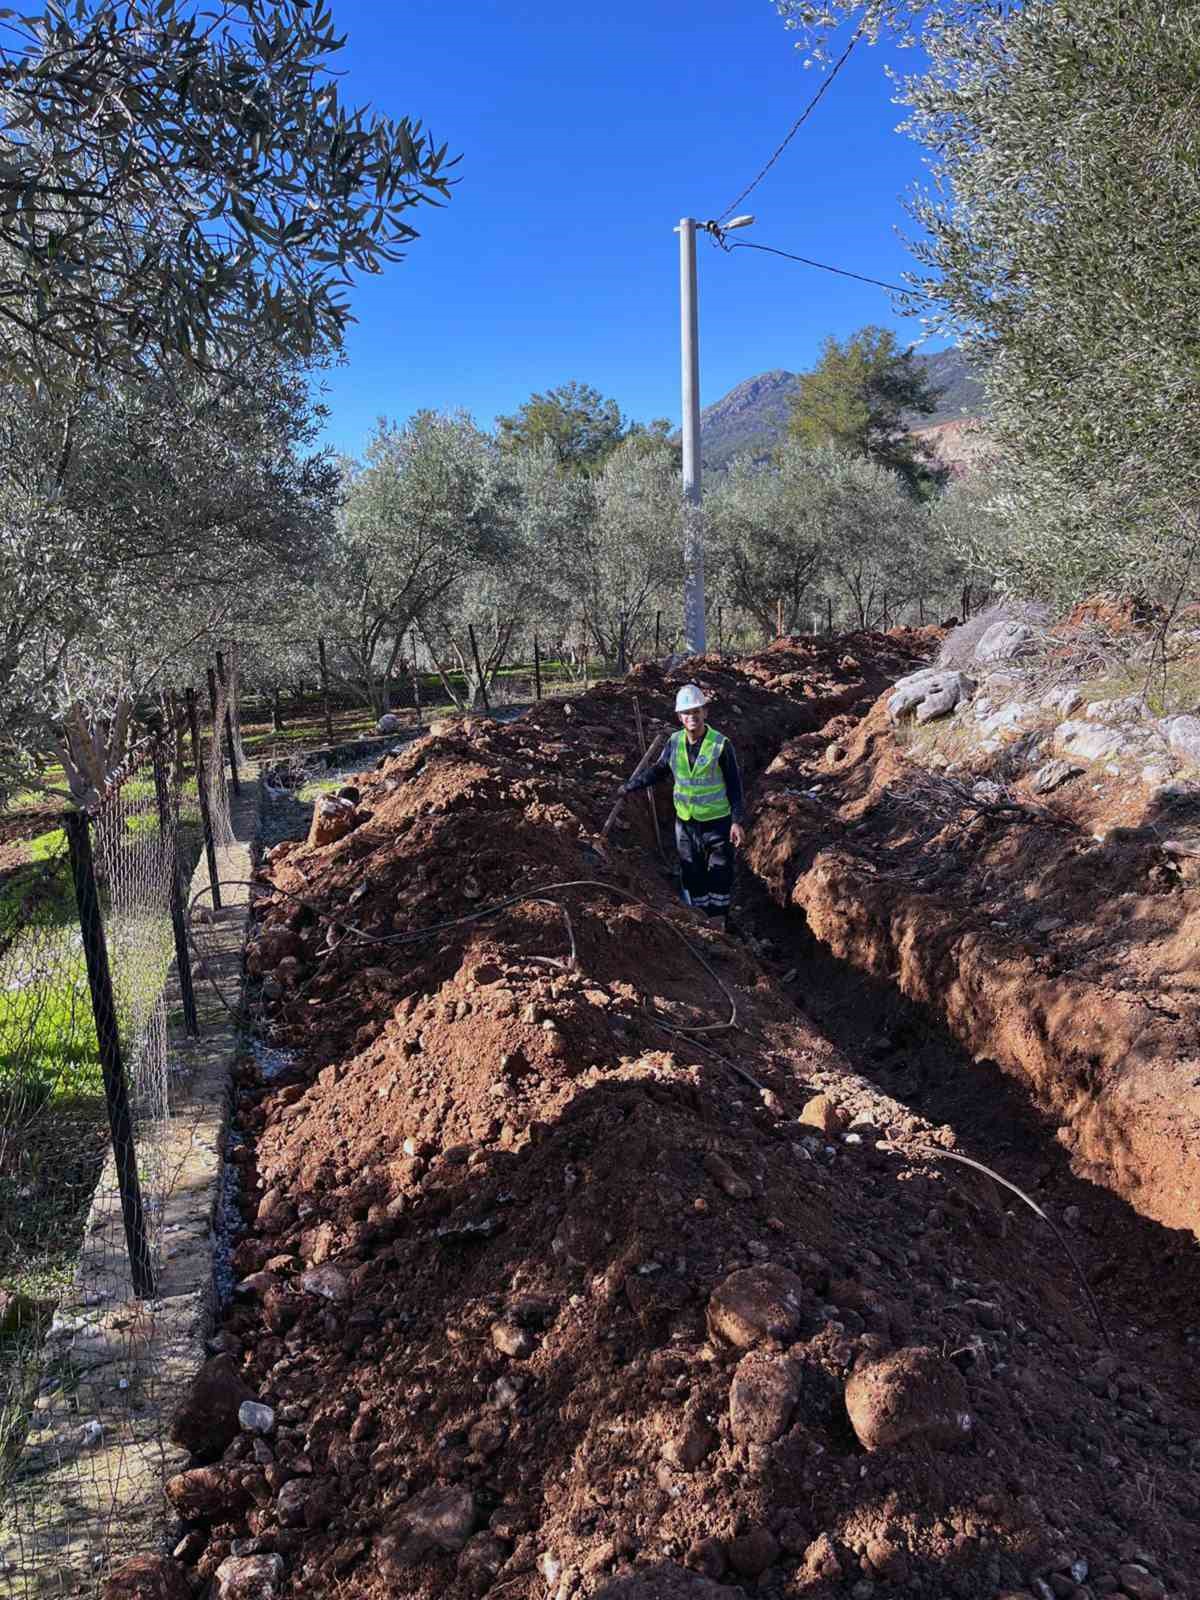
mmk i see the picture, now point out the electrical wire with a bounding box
[720,237,926,298]
[906,1144,1113,1351]
[718,25,864,223]
[186,875,740,1039]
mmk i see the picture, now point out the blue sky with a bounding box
[321,1,935,457]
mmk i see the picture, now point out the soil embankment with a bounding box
[154,635,1200,1600]
[747,697,1200,1237]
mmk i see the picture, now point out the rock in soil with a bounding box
[169,1355,255,1461]
[706,1264,807,1348]
[844,1346,973,1451]
[214,1554,285,1599]
[100,1556,191,1600]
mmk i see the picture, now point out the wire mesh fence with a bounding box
[0,726,212,1597]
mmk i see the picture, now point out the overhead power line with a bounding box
[718,26,864,223]
[720,236,929,299]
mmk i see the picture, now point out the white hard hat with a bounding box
[674,684,709,714]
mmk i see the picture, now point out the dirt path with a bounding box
[153,636,1200,1600]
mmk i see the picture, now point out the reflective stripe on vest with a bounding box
[671,725,731,821]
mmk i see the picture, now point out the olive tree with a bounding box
[574,438,682,672]
[0,0,455,384]
[706,444,828,640]
[0,360,334,803]
[315,413,513,717]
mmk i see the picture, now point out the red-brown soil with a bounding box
[166,634,1200,1600]
[747,696,1200,1237]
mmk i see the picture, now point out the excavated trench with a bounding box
[160,635,1200,1600]
[740,697,1200,1247]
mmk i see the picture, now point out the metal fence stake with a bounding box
[214,652,241,796]
[186,687,222,912]
[63,810,156,1299]
[153,742,199,1038]
[533,637,542,702]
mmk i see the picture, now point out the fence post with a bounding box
[776,598,784,639]
[318,637,334,743]
[467,623,491,712]
[410,634,423,729]
[272,687,284,733]
[654,611,661,661]
[827,596,833,635]
[533,637,542,702]
[213,652,241,796]
[717,605,724,657]
[186,687,222,913]
[580,616,589,690]
[63,809,156,1299]
[152,742,199,1039]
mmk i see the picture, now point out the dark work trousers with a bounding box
[675,814,733,917]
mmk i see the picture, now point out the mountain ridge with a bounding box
[697,346,984,470]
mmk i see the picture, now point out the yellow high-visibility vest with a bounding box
[670,725,731,821]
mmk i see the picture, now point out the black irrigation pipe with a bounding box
[904,1143,1114,1351]
[189,883,1118,1353]
[185,876,739,1042]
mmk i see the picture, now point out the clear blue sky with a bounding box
[320,1,935,457]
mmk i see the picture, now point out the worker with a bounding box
[618,684,746,928]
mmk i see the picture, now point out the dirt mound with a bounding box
[169,634,1200,1600]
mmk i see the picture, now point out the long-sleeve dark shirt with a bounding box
[624,730,746,824]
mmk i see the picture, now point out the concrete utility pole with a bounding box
[676,214,755,656]
[678,217,705,655]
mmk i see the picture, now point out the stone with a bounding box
[301,1265,351,1302]
[662,1416,716,1471]
[399,1485,478,1555]
[707,1265,807,1349]
[887,669,975,725]
[170,1356,255,1461]
[376,713,402,734]
[1052,722,1129,764]
[255,1187,295,1231]
[729,1350,800,1444]
[1085,694,1151,724]
[727,1527,779,1579]
[1031,759,1082,796]
[1041,684,1084,716]
[978,702,1041,739]
[458,1533,510,1585]
[1117,1565,1165,1600]
[100,1555,191,1600]
[491,1319,535,1358]
[845,1347,973,1452]
[975,619,1037,664]
[798,1094,842,1137]
[275,1477,310,1527]
[1163,714,1200,768]
[214,1554,285,1600]
[306,795,359,849]
[238,1401,275,1435]
[165,1466,250,1519]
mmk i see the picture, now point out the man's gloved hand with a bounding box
[730,822,746,848]
[616,781,629,797]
